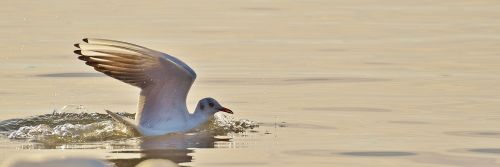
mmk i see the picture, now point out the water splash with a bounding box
[203,113,259,134]
[0,105,258,145]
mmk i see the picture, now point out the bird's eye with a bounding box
[200,104,205,110]
[208,102,214,108]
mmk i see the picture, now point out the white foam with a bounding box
[2,105,258,144]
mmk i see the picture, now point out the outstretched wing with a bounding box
[74,38,196,88]
[74,38,196,130]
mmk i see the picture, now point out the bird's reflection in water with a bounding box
[108,132,221,167]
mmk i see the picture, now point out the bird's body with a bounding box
[74,38,232,136]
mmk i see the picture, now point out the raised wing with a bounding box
[74,38,196,130]
[74,38,196,88]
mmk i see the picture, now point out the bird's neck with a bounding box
[187,109,212,130]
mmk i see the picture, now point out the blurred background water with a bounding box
[2,0,500,166]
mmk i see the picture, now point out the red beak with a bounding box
[218,107,233,114]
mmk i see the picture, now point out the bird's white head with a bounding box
[195,97,233,116]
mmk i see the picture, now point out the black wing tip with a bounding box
[85,61,98,66]
[77,55,86,61]
[83,38,89,43]
[74,50,82,55]
[74,43,80,48]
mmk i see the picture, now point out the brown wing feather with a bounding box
[74,44,161,88]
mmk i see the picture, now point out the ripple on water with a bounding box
[0,107,258,145]
[339,151,417,157]
[283,77,390,83]
[283,149,335,157]
[303,107,392,112]
[388,121,429,125]
[364,62,394,65]
[241,7,280,11]
[258,122,335,130]
[411,152,499,167]
[200,77,389,85]
[110,149,194,167]
[35,72,104,77]
[468,148,500,155]
[200,162,269,166]
[444,131,500,138]
[283,149,416,157]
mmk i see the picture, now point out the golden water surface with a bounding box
[1,0,500,166]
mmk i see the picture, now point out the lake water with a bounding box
[1,0,500,166]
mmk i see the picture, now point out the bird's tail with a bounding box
[105,110,141,136]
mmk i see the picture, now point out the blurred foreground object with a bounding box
[136,159,179,167]
[2,155,107,167]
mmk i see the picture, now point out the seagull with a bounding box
[73,38,233,136]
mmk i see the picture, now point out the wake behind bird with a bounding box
[0,105,257,145]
